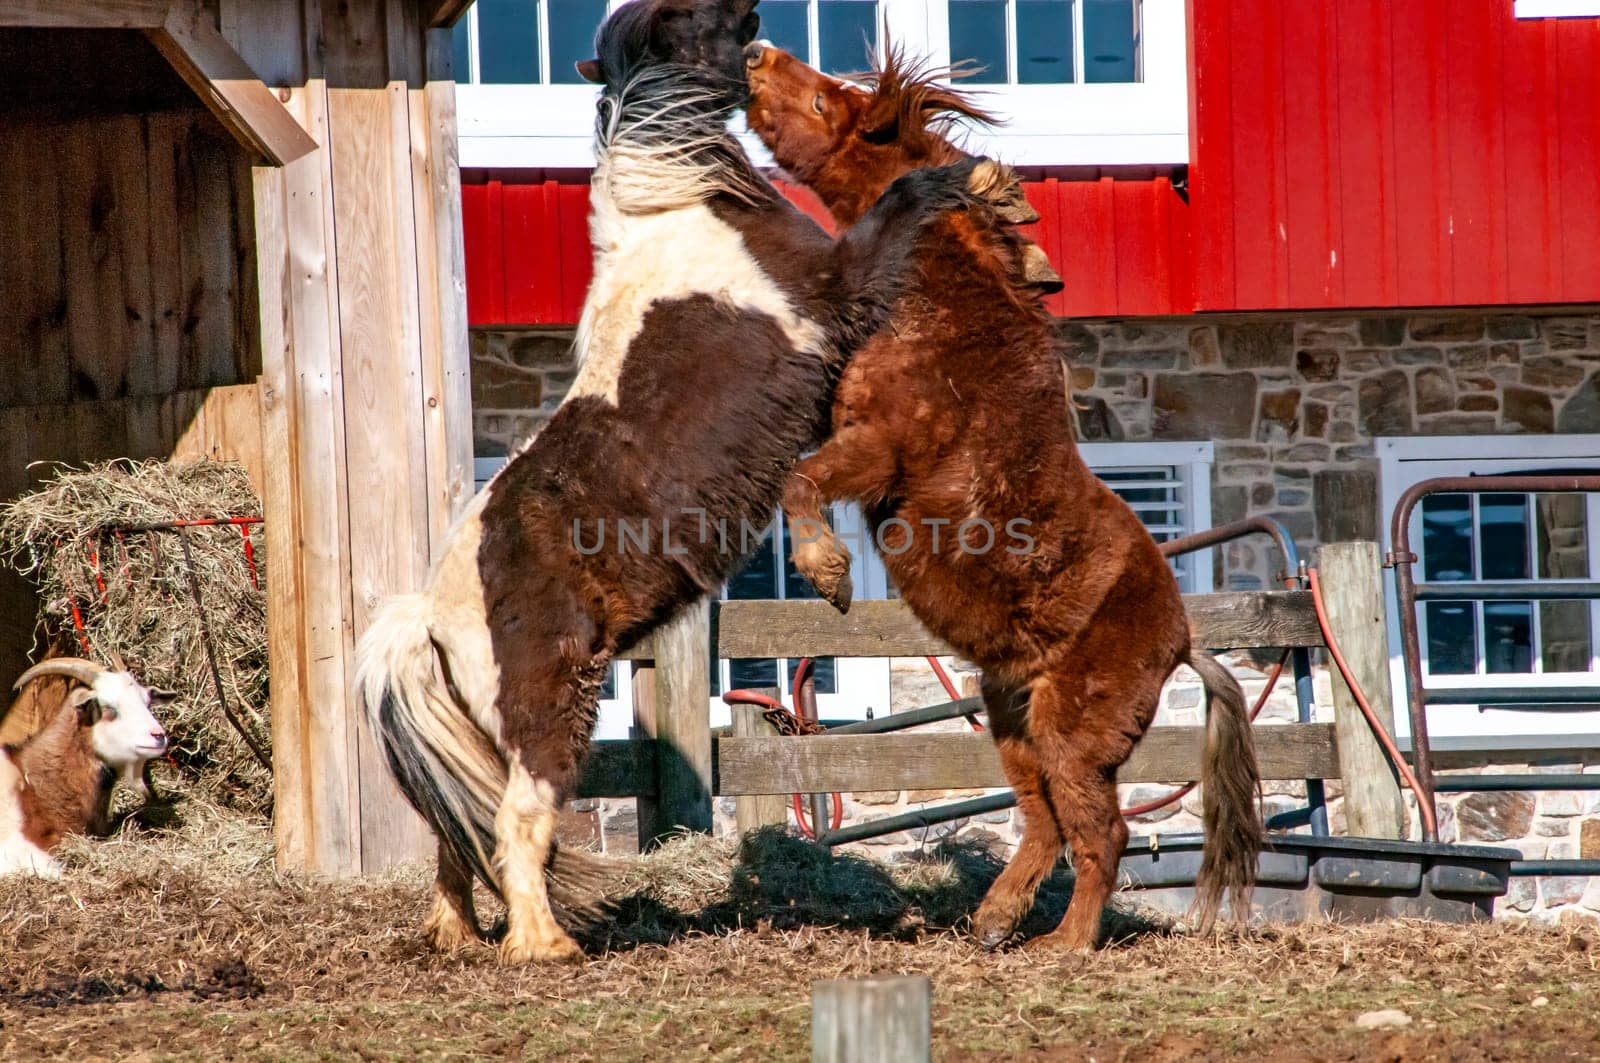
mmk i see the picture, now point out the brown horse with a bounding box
[357,0,996,965]
[745,44,1265,949]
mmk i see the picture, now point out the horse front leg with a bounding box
[782,425,898,613]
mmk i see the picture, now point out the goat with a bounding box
[0,658,171,877]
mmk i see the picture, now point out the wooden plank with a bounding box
[410,29,475,545]
[629,657,661,845]
[279,81,361,876]
[813,977,931,1063]
[1187,0,1235,310]
[103,113,151,400]
[148,9,319,166]
[1501,14,1561,303]
[713,592,1323,660]
[425,0,472,29]
[1317,542,1405,840]
[646,598,713,843]
[251,156,314,872]
[731,699,787,832]
[0,1,170,28]
[714,724,1341,795]
[1443,1,1507,305]
[1389,0,1450,306]
[171,383,265,494]
[575,739,657,799]
[326,79,434,871]
[144,111,186,396]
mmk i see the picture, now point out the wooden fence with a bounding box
[578,542,1406,847]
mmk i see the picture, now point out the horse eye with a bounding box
[812,93,825,115]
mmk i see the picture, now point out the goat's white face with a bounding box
[79,672,171,771]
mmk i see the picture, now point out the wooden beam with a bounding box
[425,0,472,29]
[646,599,714,842]
[148,8,319,166]
[0,1,169,28]
[1318,542,1407,839]
[713,724,1340,795]
[713,591,1325,661]
[731,698,788,832]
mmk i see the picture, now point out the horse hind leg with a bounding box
[969,678,1067,949]
[423,837,484,951]
[495,758,584,964]
[1026,672,1148,952]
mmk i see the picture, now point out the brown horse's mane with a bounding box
[850,39,1001,158]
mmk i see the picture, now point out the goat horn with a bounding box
[13,657,107,692]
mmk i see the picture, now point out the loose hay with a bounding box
[3,821,1600,1061]
[0,459,269,814]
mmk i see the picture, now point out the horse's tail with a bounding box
[1185,647,1263,933]
[356,594,620,918]
[357,593,504,890]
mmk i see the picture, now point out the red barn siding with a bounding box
[463,2,1600,326]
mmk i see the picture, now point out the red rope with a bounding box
[239,524,260,590]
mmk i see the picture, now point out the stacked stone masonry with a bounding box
[475,311,1600,924]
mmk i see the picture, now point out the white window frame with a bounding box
[1080,440,1215,593]
[1515,1,1600,18]
[453,0,1189,168]
[1379,435,1600,752]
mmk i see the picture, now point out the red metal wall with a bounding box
[462,2,1600,326]
[1189,0,1600,311]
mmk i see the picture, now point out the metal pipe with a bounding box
[822,792,1017,848]
[1423,687,1600,706]
[1160,515,1300,578]
[1510,859,1600,876]
[824,697,985,735]
[1415,580,1600,601]
[797,669,829,843]
[1434,774,1600,792]
[1385,475,1600,838]
[1264,806,1315,830]
[1292,645,1329,836]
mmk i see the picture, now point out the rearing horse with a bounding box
[745,43,1264,949]
[357,0,993,964]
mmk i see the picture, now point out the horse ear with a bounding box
[575,58,602,83]
[860,94,899,145]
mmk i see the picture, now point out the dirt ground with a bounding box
[2,815,1597,1062]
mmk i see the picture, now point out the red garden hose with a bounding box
[1308,566,1438,840]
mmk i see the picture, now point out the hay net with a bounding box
[0,459,270,814]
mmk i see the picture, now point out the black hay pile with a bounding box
[0,459,271,814]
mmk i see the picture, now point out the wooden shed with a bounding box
[0,0,476,876]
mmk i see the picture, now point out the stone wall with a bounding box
[473,311,1600,925]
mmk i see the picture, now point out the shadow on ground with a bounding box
[577,827,1169,954]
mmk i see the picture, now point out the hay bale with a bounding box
[0,459,270,814]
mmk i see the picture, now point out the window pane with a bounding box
[548,0,608,84]
[818,0,877,73]
[1425,601,1476,675]
[1535,492,1590,579]
[1082,0,1137,83]
[1421,494,1473,582]
[1484,601,1534,673]
[759,0,811,61]
[452,15,474,82]
[1016,0,1074,84]
[1479,493,1530,580]
[478,0,541,83]
[1540,600,1594,673]
[950,0,1008,83]
[730,656,780,688]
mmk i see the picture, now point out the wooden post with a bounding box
[630,656,660,849]
[812,976,931,1063]
[732,695,787,833]
[645,597,714,845]
[1317,541,1407,839]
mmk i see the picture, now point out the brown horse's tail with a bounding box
[1185,648,1263,933]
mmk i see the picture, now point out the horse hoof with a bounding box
[499,934,585,966]
[823,576,853,614]
[974,924,1012,951]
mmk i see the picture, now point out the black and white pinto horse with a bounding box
[356,0,993,964]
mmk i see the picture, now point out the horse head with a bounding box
[577,0,760,103]
[743,38,998,226]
